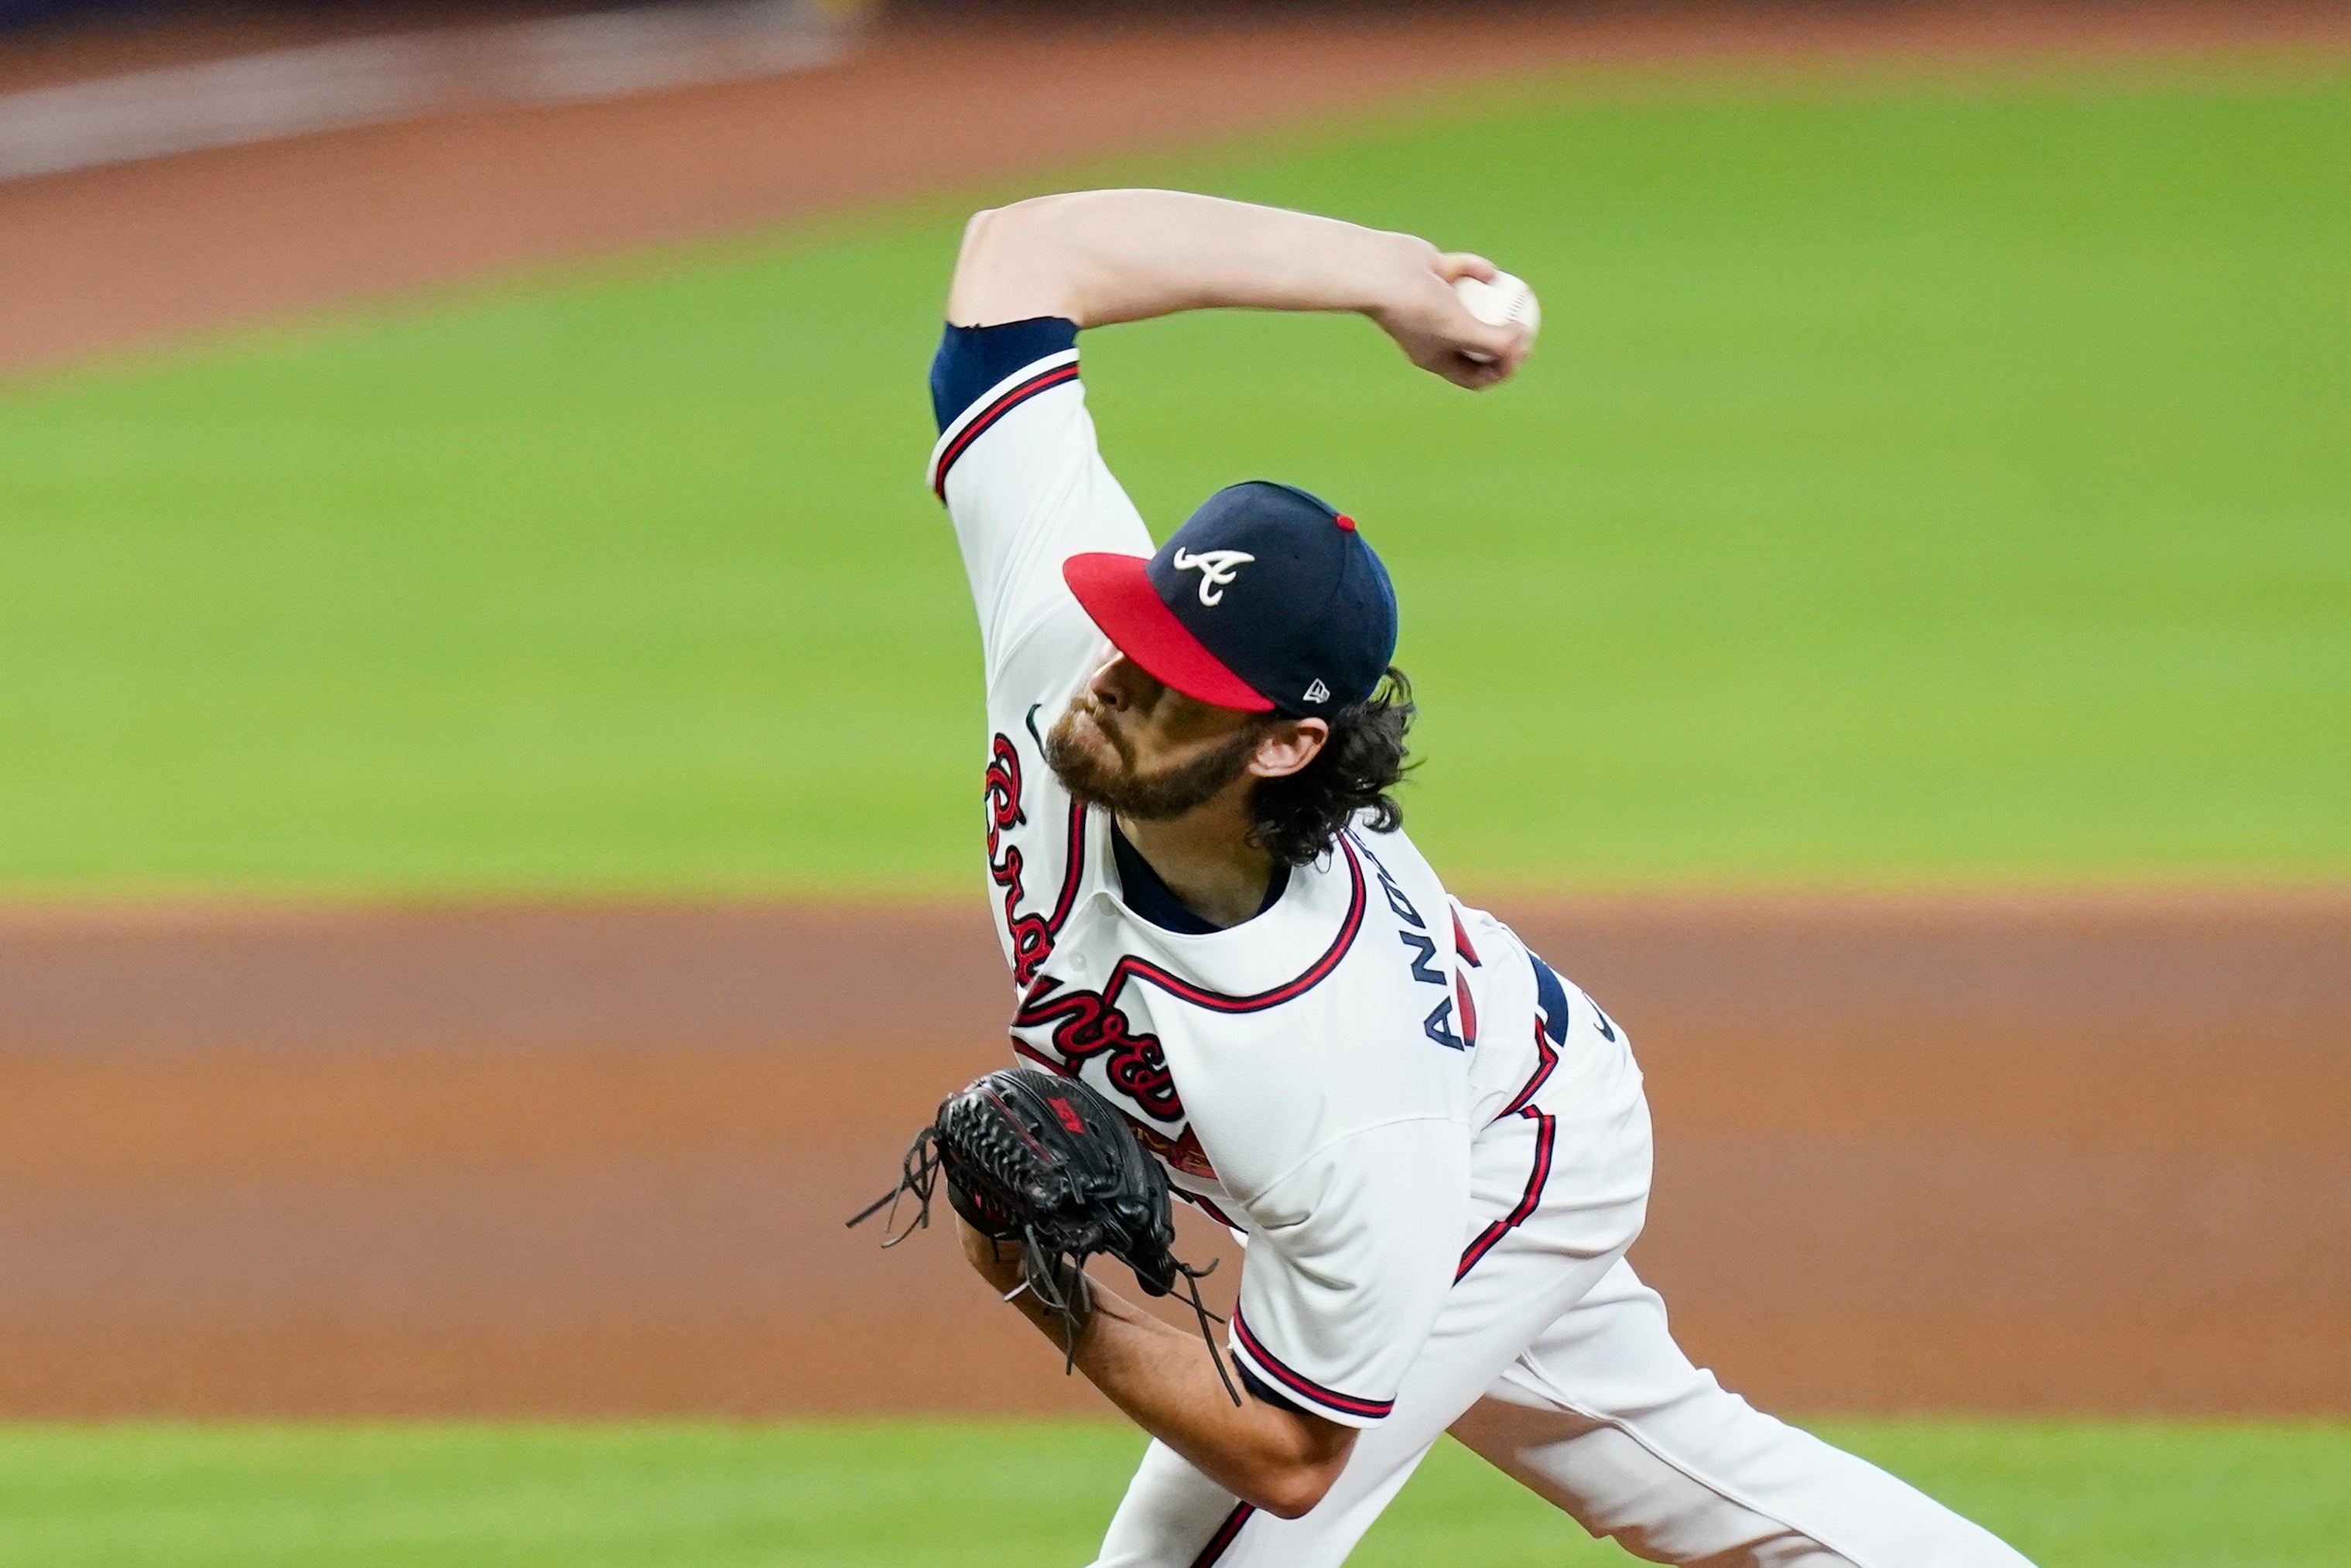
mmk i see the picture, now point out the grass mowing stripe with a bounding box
[1,63,2345,893]
[0,1417,2343,1566]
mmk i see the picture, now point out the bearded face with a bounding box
[1045,691,1268,820]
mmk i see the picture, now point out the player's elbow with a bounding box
[951,200,1045,289]
[956,203,1013,265]
[946,206,1007,318]
[1247,1453,1346,1521]
[1254,1473,1333,1522]
[1234,1421,1353,1521]
[961,193,1073,254]
[947,196,1092,327]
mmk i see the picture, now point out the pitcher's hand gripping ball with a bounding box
[849,1068,1238,1402]
[1455,270,1541,363]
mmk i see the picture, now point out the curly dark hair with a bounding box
[1248,666,1416,867]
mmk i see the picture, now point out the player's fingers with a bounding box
[1439,351,1505,389]
[1434,251,1498,284]
[1467,317,1523,360]
[1464,341,1528,387]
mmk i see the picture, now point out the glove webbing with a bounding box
[847,1130,1241,1406]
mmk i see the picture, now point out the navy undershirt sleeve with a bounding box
[1237,1361,1309,1417]
[930,317,1080,431]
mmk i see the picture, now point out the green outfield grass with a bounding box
[2,60,2344,895]
[0,1417,2342,1566]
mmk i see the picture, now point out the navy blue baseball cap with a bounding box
[1063,481,1398,717]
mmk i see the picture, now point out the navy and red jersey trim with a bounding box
[1230,1310,1395,1422]
[1009,830,1364,1135]
[1045,796,1087,930]
[1498,1019,1559,1119]
[1113,831,1367,1015]
[1457,1039,1558,1281]
[1014,826,1366,1071]
[1179,1188,1244,1232]
[1457,950,1576,1281]
[931,317,1077,429]
[1451,907,1482,967]
[1530,953,1575,1047]
[929,353,1080,498]
[1189,1502,1256,1567]
[1455,1102,1556,1280]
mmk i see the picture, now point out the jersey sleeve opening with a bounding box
[931,317,1081,431]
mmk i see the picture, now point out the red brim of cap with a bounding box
[1062,553,1275,713]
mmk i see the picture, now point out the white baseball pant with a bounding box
[1090,1025,2036,1568]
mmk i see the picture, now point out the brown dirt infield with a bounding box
[2,891,2343,1417]
[4,2,2349,378]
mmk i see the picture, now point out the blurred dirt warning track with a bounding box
[0,892,2343,1417]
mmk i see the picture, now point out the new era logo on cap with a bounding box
[1063,481,1398,717]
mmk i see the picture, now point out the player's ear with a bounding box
[1247,718,1328,781]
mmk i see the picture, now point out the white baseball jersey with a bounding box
[926,318,2038,1568]
[930,320,1576,1427]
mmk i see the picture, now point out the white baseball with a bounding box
[1453,271,1540,364]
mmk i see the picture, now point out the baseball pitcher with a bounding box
[915,188,2034,1567]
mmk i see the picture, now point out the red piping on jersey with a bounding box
[1179,1188,1244,1231]
[1045,797,1087,932]
[1008,831,1362,1187]
[1107,832,1367,1015]
[1499,1023,1559,1119]
[931,361,1080,498]
[1189,1503,1256,1567]
[1230,1309,1395,1420]
[1456,1022,1562,1281]
[1452,907,1481,966]
[1455,1105,1555,1280]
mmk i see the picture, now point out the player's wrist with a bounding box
[957,1215,1027,1292]
[1355,230,1442,321]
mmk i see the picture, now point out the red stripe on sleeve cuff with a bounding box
[1229,1311,1394,1422]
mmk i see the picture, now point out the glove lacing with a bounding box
[849,1128,1241,1407]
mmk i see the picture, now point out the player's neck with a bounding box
[1115,789,1275,931]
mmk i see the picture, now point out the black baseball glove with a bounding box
[849,1067,1237,1402]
